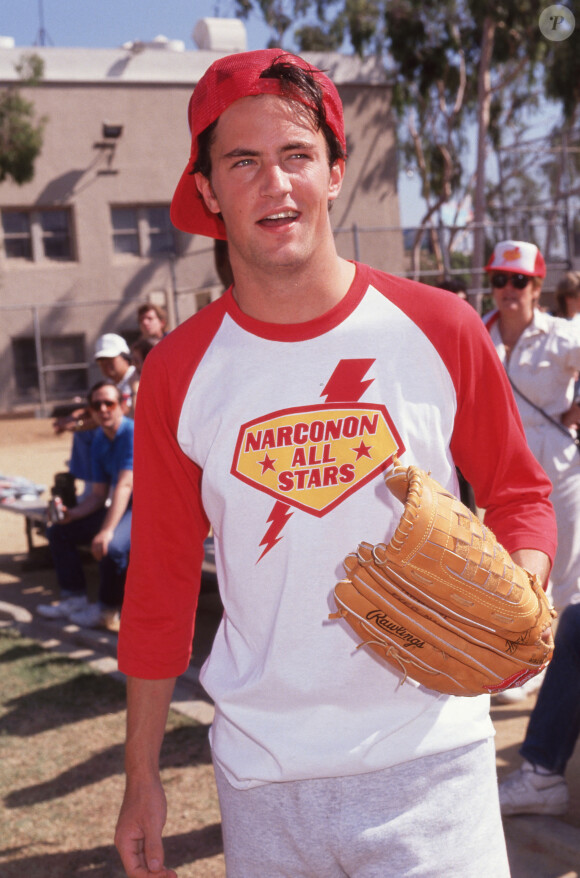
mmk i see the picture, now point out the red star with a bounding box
[258,453,277,474]
[352,441,372,460]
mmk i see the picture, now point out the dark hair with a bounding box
[137,302,168,324]
[436,277,467,295]
[193,59,345,179]
[554,271,580,317]
[88,379,123,406]
[130,336,156,361]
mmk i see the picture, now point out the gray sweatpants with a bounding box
[214,738,510,877]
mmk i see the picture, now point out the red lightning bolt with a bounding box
[257,500,294,562]
[321,359,375,403]
[257,360,375,562]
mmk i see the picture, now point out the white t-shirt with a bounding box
[119,264,556,789]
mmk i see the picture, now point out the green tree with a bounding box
[0,52,45,185]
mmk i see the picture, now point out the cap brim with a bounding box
[170,162,227,239]
[484,263,546,279]
[484,265,534,275]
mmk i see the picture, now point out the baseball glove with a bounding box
[330,459,556,697]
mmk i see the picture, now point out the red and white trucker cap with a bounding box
[170,49,347,240]
[485,240,547,278]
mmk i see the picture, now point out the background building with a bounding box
[0,21,403,414]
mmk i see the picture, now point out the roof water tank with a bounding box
[193,18,247,52]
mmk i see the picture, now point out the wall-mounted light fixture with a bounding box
[102,122,124,139]
[93,122,124,175]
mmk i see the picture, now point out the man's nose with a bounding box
[259,163,291,196]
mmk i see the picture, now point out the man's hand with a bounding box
[115,776,177,877]
[561,401,580,431]
[510,548,551,590]
[92,528,114,560]
[511,548,554,643]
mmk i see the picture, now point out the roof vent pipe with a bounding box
[192,18,247,52]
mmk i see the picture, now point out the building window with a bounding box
[1,208,74,262]
[111,207,139,254]
[2,211,32,259]
[12,335,88,401]
[111,205,175,256]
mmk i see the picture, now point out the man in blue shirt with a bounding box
[37,380,134,630]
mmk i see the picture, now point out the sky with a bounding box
[1,0,428,225]
[0,0,271,51]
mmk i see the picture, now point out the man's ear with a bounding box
[328,158,345,204]
[195,172,221,215]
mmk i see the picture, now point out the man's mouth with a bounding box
[258,210,299,227]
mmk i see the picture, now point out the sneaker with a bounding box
[494,669,546,704]
[36,594,89,619]
[69,603,120,631]
[499,760,569,816]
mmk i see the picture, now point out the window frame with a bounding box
[1,207,75,263]
[110,204,175,258]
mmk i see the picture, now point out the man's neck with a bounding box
[498,309,535,347]
[102,418,122,441]
[231,255,356,324]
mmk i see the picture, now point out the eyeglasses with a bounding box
[490,273,530,290]
[89,399,118,412]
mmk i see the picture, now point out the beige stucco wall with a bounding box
[0,73,402,412]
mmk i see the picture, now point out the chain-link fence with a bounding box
[2,214,579,415]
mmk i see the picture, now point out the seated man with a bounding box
[37,380,134,630]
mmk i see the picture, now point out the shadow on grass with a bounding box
[5,722,212,808]
[0,822,223,877]
[0,643,46,663]
[0,657,127,735]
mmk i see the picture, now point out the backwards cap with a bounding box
[485,240,546,279]
[170,49,346,240]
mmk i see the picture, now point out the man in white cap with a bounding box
[94,333,136,412]
[484,239,580,613]
[484,240,580,704]
[115,53,556,878]
[62,333,137,492]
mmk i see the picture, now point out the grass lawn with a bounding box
[0,628,224,877]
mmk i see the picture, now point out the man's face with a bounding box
[139,309,165,339]
[195,93,344,277]
[97,355,128,382]
[89,385,123,434]
[492,274,540,319]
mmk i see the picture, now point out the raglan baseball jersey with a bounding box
[118,262,556,789]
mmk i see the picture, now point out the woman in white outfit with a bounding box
[484,240,580,619]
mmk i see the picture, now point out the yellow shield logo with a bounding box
[231,404,403,516]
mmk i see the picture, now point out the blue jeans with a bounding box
[47,507,131,609]
[520,603,580,775]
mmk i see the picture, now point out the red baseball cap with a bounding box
[170,49,347,239]
[485,240,547,278]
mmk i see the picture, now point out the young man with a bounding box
[137,303,168,342]
[115,50,556,878]
[37,380,133,630]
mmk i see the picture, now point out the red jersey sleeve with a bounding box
[117,301,227,679]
